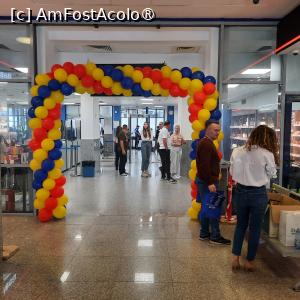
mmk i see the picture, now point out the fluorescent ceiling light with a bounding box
[14,67,28,74]
[99,103,107,105]
[74,92,81,96]
[228,84,239,88]
[154,105,164,108]
[64,103,76,105]
[16,102,28,105]
[142,103,153,105]
[0,82,8,85]
[16,37,31,45]
[140,98,153,101]
[241,68,271,75]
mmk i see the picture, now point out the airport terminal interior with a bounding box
[1,1,300,299]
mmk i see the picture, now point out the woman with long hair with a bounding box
[230,125,278,271]
[114,126,122,171]
[140,122,152,177]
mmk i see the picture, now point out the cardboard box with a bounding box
[279,211,300,247]
[263,193,300,238]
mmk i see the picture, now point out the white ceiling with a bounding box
[0,0,298,18]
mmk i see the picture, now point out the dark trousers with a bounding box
[119,153,127,174]
[114,143,120,170]
[232,184,268,261]
[197,179,221,240]
[159,149,171,180]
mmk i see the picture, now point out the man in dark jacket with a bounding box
[196,120,231,245]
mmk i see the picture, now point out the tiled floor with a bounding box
[1,152,300,299]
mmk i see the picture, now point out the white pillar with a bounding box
[177,97,192,140]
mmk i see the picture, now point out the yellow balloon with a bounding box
[191,159,197,170]
[218,131,224,142]
[29,159,41,171]
[203,98,217,111]
[188,168,197,181]
[43,178,56,190]
[187,97,194,106]
[36,188,50,201]
[187,207,198,220]
[141,78,153,91]
[54,120,62,129]
[191,131,200,140]
[179,78,191,90]
[53,206,67,219]
[55,159,64,169]
[123,65,134,77]
[170,70,182,83]
[192,120,205,132]
[34,198,45,210]
[28,118,42,129]
[123,89,132,97]
[35,74,50,86]
[192,200,201,212]
[211,90,219,100]
[151,83,161,96]
[75,83,85,94]
[213,140,219,150]
[30,85,39,96]
[161,89,169,97]
[190,79,203,93]
[41,138,55,151]
[51,91,64,103]
[43,97,56,110]
[85,87,94,94]
[58,194,69,206]
[92,68,104,81]
[67,74,79,87]
[101,76,113,88]
[161,66,172,78]
[48,129,61,140]
[35,106,48,119]
[54,68,68,82]
[33,149,48,162]
[192,67,200,72]
[48,168,62,180]
[112,82,122,95]
[132,70,143,83]
[198,109,211,122]
[85,62,96,75]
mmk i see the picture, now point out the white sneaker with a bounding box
[120,173,128,176]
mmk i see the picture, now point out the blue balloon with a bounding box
[111,69,123,82]
[121,77,134,89]
[48,149,62,160]
[211,109,222,120]
[48,79,61,91]
[203,75,216,84]
[143,90,152,98]
[31,96,44,108]
[189,151,196,160]
[199,130,206,139]
[34,169,48,182]
[32,180,43,190]
[42,159,55,172]
[102,65,113,76]
[38,85,51,98]
[191,71,205,81]
[132,83,143,96]
[191,140,198,151]
[28,107,36,118]
[54,140,63,149]
[61,82,74,96]
[181,67,192,78]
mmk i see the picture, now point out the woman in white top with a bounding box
[230,125,278,271]
[140,122,152,177]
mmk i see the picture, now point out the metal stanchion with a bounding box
[70,143,80,177]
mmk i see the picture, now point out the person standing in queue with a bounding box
[196,120,231,245]
[114,126,122,171]
[118,124,129,176]
[158,121,176,184]
[230,125,278,271]
[140,122,153,178]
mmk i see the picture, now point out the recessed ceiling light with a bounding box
[16,37,31,45]
[241,69,271,75]
[228,84,239,88]
[14,67,28,74]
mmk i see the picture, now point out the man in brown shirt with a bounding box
[118,124,129,176]
[196,120,231,245]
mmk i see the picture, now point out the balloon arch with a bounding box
[28,62,223,222]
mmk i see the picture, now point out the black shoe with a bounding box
[167,178,177,184]
[160,177,167,181]
[199,234,210,241]
[209,236,231,245]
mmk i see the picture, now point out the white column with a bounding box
[177,97,192,140]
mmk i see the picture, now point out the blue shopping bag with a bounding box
[200,191,225,219]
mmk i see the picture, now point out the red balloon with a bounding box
[135,67,142,71]
[191,189,197,199]
[93,81,104,94]
[203,82,216,95]
[47,72,54,79]
[34,128,48,141]
[194,91,207,105]
[151,69,163,83]
[63,62,74,74]
[51,186,64,198]
[218,151,223,160]
[160,78,172,90]
[189,113,198,123]
[45,197,58,211]
[73,64,86,79]
[38,208,52,222]
[170,84,181,97]
[51,64,62,73]
[191,181,197,191]
[28,139,41,151]
[81,75,95,88]
[103,88,112,96]
[188,103,202,115]
[55,176,66,186]
[142,66,152,78]
[179,88,188,98]
[48,108,61,120]
[42,117,55,130]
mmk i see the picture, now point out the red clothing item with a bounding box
[196,137,220,185]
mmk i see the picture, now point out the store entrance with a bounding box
[282,94,300,191]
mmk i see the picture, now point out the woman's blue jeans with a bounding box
[232,184,268,261]
[197,179,221,240]
[141,141,152,172]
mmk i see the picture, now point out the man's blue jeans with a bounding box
[197,179,221,240]
[232,184,268,261]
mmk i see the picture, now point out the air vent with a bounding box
[176,46,199,53]
[0,44,10,50]
[256,46,272,52]
[88,45,112,52]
